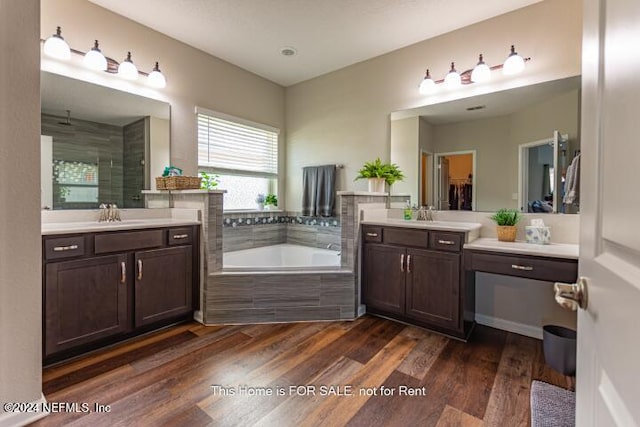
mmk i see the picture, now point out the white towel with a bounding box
[563,154,580,205]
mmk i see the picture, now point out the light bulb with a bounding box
[43,26,71,60]
[83,40,107,71]
[419,69,435,94]
[503,44,525,75]
[147,61,166,88]
[471,54,491,83]
[444,62,461,88]
[118,52,138,80]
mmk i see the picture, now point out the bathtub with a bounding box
[223,243,340,270]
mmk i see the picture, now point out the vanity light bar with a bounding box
[41,26,167,89]
[419,45,530,95]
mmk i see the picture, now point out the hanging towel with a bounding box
[302,165,336,216]
[563,154,581,205]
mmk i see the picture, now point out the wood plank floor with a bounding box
[31,316,568,427]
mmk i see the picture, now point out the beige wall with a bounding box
[285,0,582,210]
[431,89,579,211]
[0,0,43,417]
[41,0,286,197]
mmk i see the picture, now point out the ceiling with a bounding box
[88,0,542,87]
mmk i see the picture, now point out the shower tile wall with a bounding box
[122,118,146,208]
[42,113,123,208]
[222,212,341,252]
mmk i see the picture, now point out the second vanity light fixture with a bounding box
[42,26,167,89]
[419,45,529,95]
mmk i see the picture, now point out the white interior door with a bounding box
[437,157,449,210]
[577,0,640,425]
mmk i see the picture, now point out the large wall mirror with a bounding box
[40,71,171,210]
[390,76,581,214]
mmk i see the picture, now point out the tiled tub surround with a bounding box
[222,212,341,252]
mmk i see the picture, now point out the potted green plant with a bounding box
[264,193,278,210]
[355,158,405,193]
[56,186,70,203]
[199,172,219,190]
[490,208,522,242]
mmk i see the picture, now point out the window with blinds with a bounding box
[197,108,279,210]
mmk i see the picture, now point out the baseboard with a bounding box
[0,394,48,427]
[475,314,542,339]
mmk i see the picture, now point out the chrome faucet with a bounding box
[99,203,121,222]
[416,206,435,221]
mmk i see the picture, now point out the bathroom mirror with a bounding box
[390,76,581,214]
[40,71,171,210]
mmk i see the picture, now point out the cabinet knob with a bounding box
[407,255,412,273]
[511,264,533,271]
[173,234,189,239]
[437,239,456,245]
[400,254,405,273]
[53,244,79,252]
[366,232,378,237]
[137,259,143,280]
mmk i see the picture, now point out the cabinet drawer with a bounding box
[168,227,194,245]
[466,251,578,283]
[44,236,86,261]
[429,232,463,252]
[363,226,382,243]
[383,227,429,248]
[95,229,164,254]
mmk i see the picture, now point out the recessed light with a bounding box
[280,46,297,57]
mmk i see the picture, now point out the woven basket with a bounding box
[164,176,202,190]
[496,225,517,242]
[155,177,167,190]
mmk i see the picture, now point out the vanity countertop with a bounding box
[361,218,482,233]
[464,237,579,260]
[42,218,201,235]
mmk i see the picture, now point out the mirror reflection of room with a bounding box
[390,76,581,214]
[40,71,171,210]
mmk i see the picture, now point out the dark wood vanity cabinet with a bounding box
[362,225,473,340]
[43,226,198,362]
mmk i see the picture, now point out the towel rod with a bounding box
[304,164,344,168]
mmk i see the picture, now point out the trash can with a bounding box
[542,325,577,376]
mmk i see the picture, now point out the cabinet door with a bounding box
[405,248,460,330]
[135,246,192,327]
[362,244,406,315]
[45,254,129,356]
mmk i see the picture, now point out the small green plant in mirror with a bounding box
[265,193,278,207]
[354,158,405,185]
[199,172,219,190]
[489,208,522,226]
[57,186,71,200]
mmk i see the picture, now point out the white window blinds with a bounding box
[197,109,279,177]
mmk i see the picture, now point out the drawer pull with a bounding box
[407,255,412,273]
[173,234,189,239]
[137,259,143,280]
[120,262,126,284]
[511,264,534,271]
[366,232,378,237]
[437,239,456,245]
[400,254,405,273]
[53,244,79,252]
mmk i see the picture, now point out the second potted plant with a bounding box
[355,158,404,193]
[490,208,522,242]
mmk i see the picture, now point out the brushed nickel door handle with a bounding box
[407,255,412,273]
[53,244,79,252]
[511,264,534,271]
[400,254,405,273]
[554,277,588,311]
[137,259,143,280]
[120,262,126,284]
[437,239,456,245]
